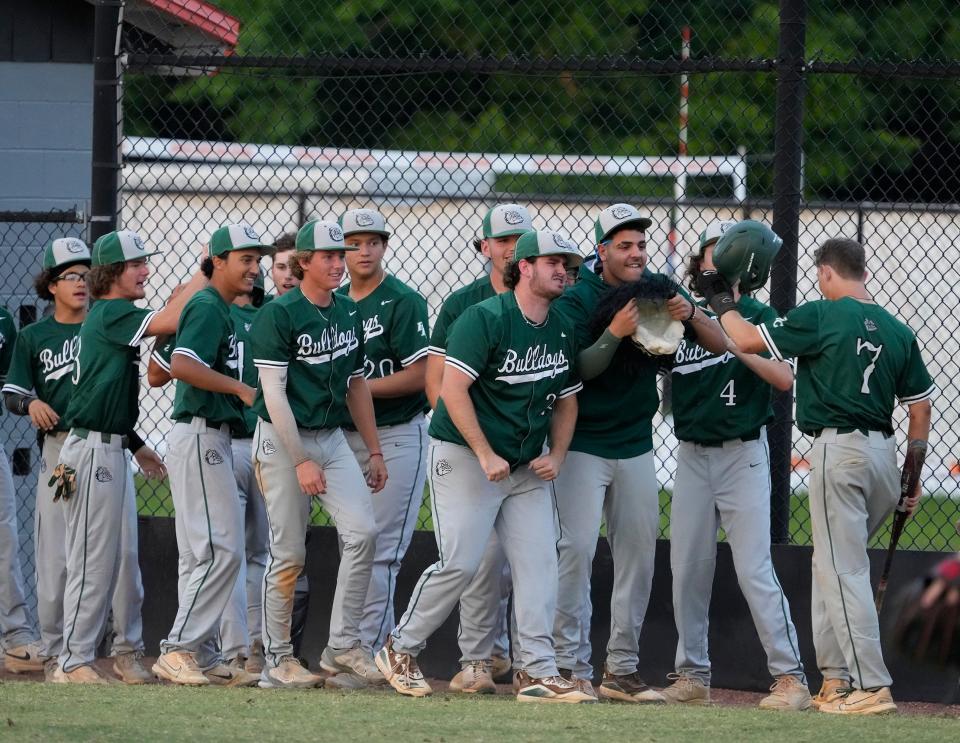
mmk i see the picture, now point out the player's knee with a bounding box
[341,524,377,558]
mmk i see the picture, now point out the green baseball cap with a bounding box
[481,204,535,239]
[594,204,653,244]
[92,230,161,266]
[43,237,90,270]
[698,220,737,253]
[513,230,584,267]
[295,220,356,252]
[339,209,390,238]
[209,223,276,258]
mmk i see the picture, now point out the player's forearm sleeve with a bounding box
[259,365,310,467]
[577,329,622,380]
[125,430,146,455]
[3,390,34,416]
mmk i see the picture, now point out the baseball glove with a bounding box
[49,463,77,502]
[889,554,960,669]
[589,274,685,358]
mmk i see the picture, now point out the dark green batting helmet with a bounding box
[712,220,783,292]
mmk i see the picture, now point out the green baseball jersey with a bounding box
[336,274,430,427]
[250,287,365,429]
[671,296,777,443]
[0,308,17,415]
[428,275,495,354]
[64,299,156,434]
[2,316,82,431]
[759,297,935,434]
[428,291,581,468]
[171,287,245,429]
[150,335,174,374]
[230,302,260,437]
[553,265,693,458]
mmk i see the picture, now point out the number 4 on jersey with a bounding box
[856,338,883,394]
[720,379,736,407]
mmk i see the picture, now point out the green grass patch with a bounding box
[136,476,960,553]
[1,683,957,743]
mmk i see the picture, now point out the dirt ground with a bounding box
[2,656,958,717]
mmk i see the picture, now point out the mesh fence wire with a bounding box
[6,2,960,601]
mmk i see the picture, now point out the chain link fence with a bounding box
[6,2,960,603]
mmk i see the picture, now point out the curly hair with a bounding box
[503,259,524,290]
[88,262,126,299]
[685,251,706,294]
[33,267,59,301]
[288,250,313,281]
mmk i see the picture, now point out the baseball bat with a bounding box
[875,443,926,612]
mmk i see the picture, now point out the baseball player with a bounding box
[550,204,727,701]
[336,208,430,656]
[50,229,204,683]
[250,219,386,689]
[0,304,42,674]
[700,235,934,715]
[424,204,535,692]
[148,269,271,676]
[376,230,594,704]
[271,232,299,297]
[153,223,274,688]
[664,221,808,709]
[3,238,165,684]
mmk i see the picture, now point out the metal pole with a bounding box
[668,26,691,278]
[769,0,807,544]
[90,0,125,243]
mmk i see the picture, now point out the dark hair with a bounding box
[33,267,58,301]
[201,257,215,279]
[503,258,537,290]
[685,251,706,294]
[274,232,296,253]
[472,238,483,253]
[288,250,313,280]
[88,262,126,299]
[814,238,865,279]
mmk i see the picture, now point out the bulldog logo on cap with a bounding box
[503,209,525,225]
[356,212,375,227]
[552,233,569,249]
[132,234,147,252]
[242,224,259,241]
[330,225,344,242]
[66,239,86,254]
[611,206,633,219]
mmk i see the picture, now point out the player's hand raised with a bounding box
[479,451,510,482]
[366,453,388,493]
[529,452,563,481]
[666,293,694,321]
[296,459,327,496]
[608,299,640,338]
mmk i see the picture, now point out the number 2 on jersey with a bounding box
[856,338,883,394]
[720,379,736,407]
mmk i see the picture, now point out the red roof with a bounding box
[142,0,240,47]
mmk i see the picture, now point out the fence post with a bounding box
[769,0,807,544]
[90,0,125,243]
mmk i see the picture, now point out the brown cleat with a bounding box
[659,673,710,705]
[113,651,154,685]
[449,660,496,694]
[515,670,597,704]
[51,664,112,685]
[758,674,811,711]
[598,666,665,703]
[819,687,897,716]
[152,650,210,686]
[810,677,848,709]
[375,638,432,698]
[3,643,44,673]
[245,640,265,675]
[205,662,260,687]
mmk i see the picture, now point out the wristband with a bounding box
[685,304,697,322]
[369,451,383,458]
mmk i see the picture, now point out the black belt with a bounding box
[697,430,762,448]
[811,427,893,439]
[73,428,129,448]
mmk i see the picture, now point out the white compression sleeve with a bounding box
[257,365,310,467]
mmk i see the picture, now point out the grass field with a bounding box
[135,477,960,552]
[1,683,958,743]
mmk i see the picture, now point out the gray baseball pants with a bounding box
[254,420,377,667]
[345,414,428,653]
[160,419,244,669]
[670,435,804,684]
[553,449,658,677]
[391,439,560,678]
[219,436,269,660]
[809,428,898,690]
[0,446,36,650]
[456,533,513,664]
